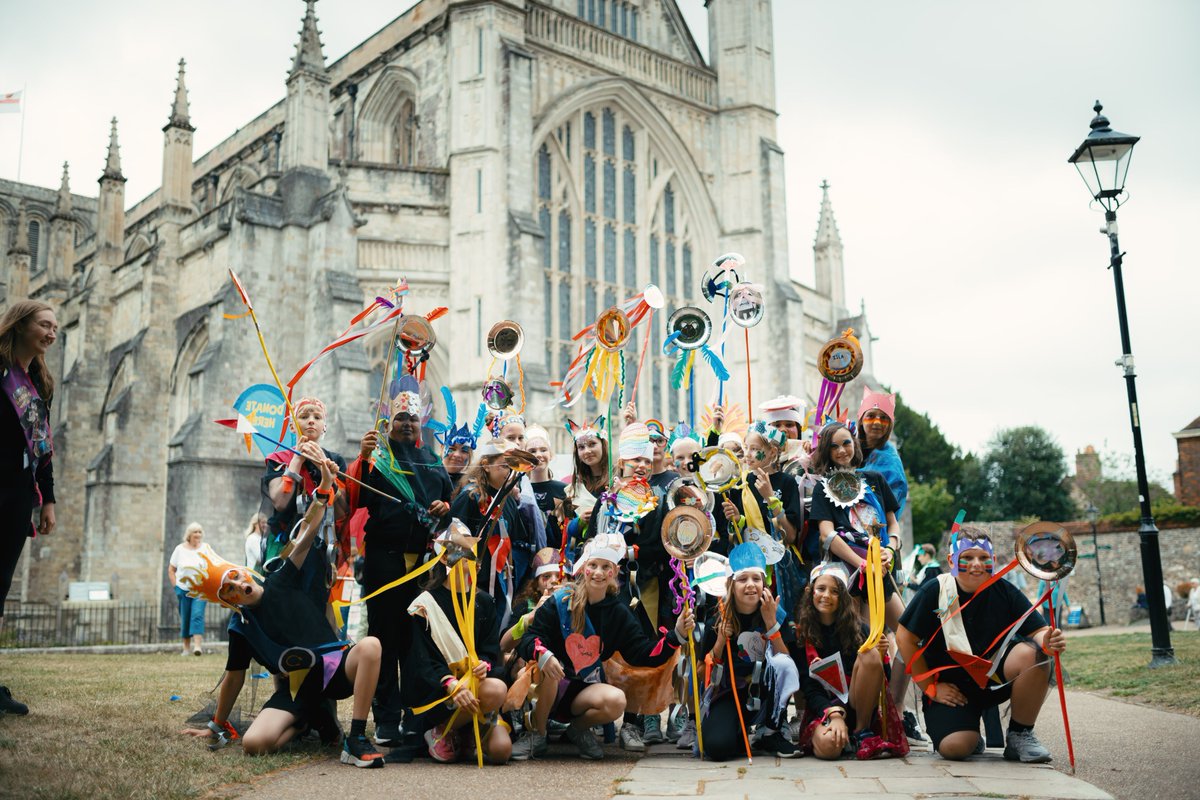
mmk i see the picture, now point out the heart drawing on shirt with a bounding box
[565,633,602,673]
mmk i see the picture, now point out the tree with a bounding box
[978,426,1076,522]
[1075,448,1172,515]
[892,394,961,486]
[909,479,957,545]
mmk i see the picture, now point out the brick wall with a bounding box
[1176,435,1200,508]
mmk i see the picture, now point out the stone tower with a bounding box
[283,0,331,180]
[46,163,75,298]
[5,200,31,299]
[161,59,195,216]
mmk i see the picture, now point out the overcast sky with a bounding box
[2,1,1196,489]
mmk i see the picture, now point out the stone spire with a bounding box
[813,180,845,311]
[166,58,194,132]
[102,117,125,182]
[291,0,326,76]
[814,179,841,247]
[54,162,73,218]
[9,200,30,255]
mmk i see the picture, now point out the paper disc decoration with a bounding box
[817,330,864,383]
[595,307,632,351]
[745,527,786,565]
[664,477,715,514]
[694,447,742,493]
[486,320,524,359]
[278,646,317,674]
[1016,522,1077,582]
[822,469,867,509]
[482,378,515,410]
[667,306,712,351]
[702,253,744,301]
[398,315,437,354]
[729,283,765,328]
[611,479,658,523]
[692,552,731,600]
[661,505,714,561]
[643,284,666,309]
[808,651,850,703]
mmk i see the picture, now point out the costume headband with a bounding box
[759,395,805,425]
[492,408,525,437]
[294,396,326,417]
[177,549,261,613]
[565,415,605,442]
[668,422,703,454]
[524,425,552,448]
[949,526,995,576]
[618,422,655,461]
[717,431,745,450]
[748,419,788,449]
[809,561,850,590]
[574,532,626,575]
[390,374,422,418]
[645,419,667,439]
[857,387,896,423]
[475,438,511,459]
[428,387,488,450]
[531,547,565,578]
[728,541,767,577]
[433,520,479,568]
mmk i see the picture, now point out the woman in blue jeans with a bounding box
[167,523,212,655]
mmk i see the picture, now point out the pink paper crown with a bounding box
[857,387,896,422]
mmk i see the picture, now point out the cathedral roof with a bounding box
[814,179,841,248]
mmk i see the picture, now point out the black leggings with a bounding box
[0,483,36,615]
[363,546,417,726]
[702,692,754,762]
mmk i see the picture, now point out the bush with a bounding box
[1099,503,1200,528]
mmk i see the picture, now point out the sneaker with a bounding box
[752,729,800,759]
[676,717,697,750]
[642,712,665,744]
[373,721,402,748]
[853,729,897,760]
[566,723,605,760]
[510,730,549,761]
[547,718,570,741]
[1003,728,1052,763]
[341,734,385,768]
[193,647,203,656]
[618,720,645,752]
[0,686,28,716]
[666,706,686,743]
[424,724,459,763]
[903,710,926,744]
[973,736,986,755]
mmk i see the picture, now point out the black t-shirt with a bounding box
[899,576,1047,688]
[0,378,55,505]
[249,559,340,653]
[700,606,794,688]
[792,621,869,714]
[402,585,502,706]
[515,591,678,678]
[649,470,679,498]
[362,438,452,553]
[809,469,899,535]
[531,478,568,544]
[224,629,259,672]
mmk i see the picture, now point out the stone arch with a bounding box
[219,164,260,202]
[125,233,152,261]
[169,320,209,436]
[357,66,419,165]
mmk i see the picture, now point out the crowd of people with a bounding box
[0,296,1068,775]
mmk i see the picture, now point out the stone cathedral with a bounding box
[0,0,875,620]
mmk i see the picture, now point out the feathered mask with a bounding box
[428,387,487,450]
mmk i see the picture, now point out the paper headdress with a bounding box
[524,425,552,448]
[574,532,627,574]
[294,396,326,417]
[566,416,605,442]
[644,419,667,439]
[857,387,896,423]
[729,541,767,577]
[618,422,655,461]
[668,422,703,455]
[389,374,422,418]
[809,561,850,590]
[759,395,806,425]
[434,520,480,567]
[531,547,565,578]
[428,387,488,450]
[718,431,745,451]
[949,524,994,576]
[492,408,526,437]
[700,402,748,439]
[748,419,787,450]
[177,548,259,613]
[475,438,511,459]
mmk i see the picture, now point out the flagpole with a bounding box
[16,85,26,182]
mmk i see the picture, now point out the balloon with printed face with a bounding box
[729,282,765,328]
[1016,522,1077,581]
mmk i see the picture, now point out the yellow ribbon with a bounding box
[332,555,438,613]
[858,535,887,653]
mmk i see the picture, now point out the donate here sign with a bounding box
[232,384,297,457]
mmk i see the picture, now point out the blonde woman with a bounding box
[167,523,214,655]
[244,512,268,572]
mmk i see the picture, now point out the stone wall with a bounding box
[938,521,1200,626]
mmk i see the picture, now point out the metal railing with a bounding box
[1,600,231,649]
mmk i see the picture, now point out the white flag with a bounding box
[0,91,21,114]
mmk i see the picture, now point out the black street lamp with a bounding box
[1068,101,1175,666]
[1085,502,1106,626]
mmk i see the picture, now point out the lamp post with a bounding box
[1068,101,1175,666]
[1085,502,1106,626]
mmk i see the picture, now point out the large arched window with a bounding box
[537,102,700,423]
[358,68,419,166]
[28,218,46,273]
[169,323,209,438]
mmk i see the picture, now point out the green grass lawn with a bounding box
[1064,629,1200,716]
[0,652,326,800]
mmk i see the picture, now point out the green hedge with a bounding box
[1099,503,1200,528]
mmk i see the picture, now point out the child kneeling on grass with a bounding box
[180,449,384,768]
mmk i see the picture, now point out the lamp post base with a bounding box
[1149,649,1178,669]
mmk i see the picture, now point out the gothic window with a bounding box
[536,105,702,421]
[27,219,42,273]
[581,0,637,43]
[358,68,419,165]
[169,323,208,439]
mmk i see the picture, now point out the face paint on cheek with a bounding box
[982,558,994,571]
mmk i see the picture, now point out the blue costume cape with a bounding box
[864,441,908,514]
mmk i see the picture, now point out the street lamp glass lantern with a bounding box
[1085,503,1100,525]
[1067,101,1139,211]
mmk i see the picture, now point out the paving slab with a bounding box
[877,774,982,795]
[795,776,885,793]
[965,775,1115,800]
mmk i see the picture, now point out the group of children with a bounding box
[179,382,1066,772]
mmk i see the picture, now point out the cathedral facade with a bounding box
[0,0,872,619]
